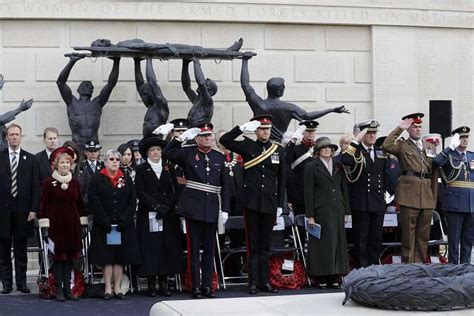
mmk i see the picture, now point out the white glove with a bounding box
[449,133,460,150]
[291,125,305,142]
[239,121,261,133]
[221,211,229,224]
[276,207,283,217]
[178,127,200,142]
[152,123,174,136]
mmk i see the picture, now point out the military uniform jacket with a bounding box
[340,142,387,212]
[285,141,314,205]
[382,127,437,209]
[220,126,286,214]
[162,139,229,223]
[434,148,474,213]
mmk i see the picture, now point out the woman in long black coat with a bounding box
[88,149,140,300]
[304,137,351,288]
[135,135,184,297]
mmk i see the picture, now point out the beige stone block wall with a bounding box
[0,20,371,151]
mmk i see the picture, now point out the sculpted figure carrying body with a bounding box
[57,55,120,148]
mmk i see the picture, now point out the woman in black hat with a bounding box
[134,135,184,297]
[304,136,351,288]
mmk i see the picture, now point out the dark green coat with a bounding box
[304,158,351,276]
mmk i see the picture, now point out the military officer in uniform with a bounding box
[341,120,387,267]
[162,122,229,299]
[80,140,104,175]
[285,120,318,216]
[382,113,438,263]
[78,140,104,215]
[434,126,474,264]
[220,114,285,295]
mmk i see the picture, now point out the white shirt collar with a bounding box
[319,157,333,175]
[8,147,20,155]
[362,143,373,151]
[46,149,53,159]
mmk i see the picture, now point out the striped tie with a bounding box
[11,151,18,197]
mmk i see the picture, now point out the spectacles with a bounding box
[108,157,120,161]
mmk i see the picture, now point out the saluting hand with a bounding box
[179,127,200,142]
[354,128,367,143]
[239,121,261,133]
[291,125,306,142]
[449,133,460,150]
[399,118,414,130]
[153,123,174,137]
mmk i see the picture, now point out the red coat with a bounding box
[39,177,84,261]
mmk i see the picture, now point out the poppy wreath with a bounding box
[38,269,86,299]
[269,252,306,290]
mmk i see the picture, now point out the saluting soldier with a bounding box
[153,119,191,194]
[285,120,318,216]
[162,122,229,299]
[382,113,438,263]
[434,126,474,264]
[340,120,387,267]
[220,114,285,295]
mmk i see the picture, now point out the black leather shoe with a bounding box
[248,285,259,295]
[2,287,12,294]
[148,280,157,297]
[115,292,126,300]
[192,288,202,299]
[103,292,113,300]
[260,284,278,293]
[17,286,31,294]
[201,287,216,298]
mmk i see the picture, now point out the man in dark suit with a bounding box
[35,127,59,186]
[341,120,388,267]
[0,124,40,294]
[220,114,285,295]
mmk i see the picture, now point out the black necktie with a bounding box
[367,148,374,162]
[11,151,18,197]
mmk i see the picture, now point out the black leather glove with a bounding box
[116,221,126,232]
[155,204,170,219]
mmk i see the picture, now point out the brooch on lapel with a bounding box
[23,155,26,160]
[52,181,58,187]
[117,177,126,188]
[195,153,200,161]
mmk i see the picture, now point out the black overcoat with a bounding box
[88,172,140,266]
[304,158,350,276]
[135,161,184,276]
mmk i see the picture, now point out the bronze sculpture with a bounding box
[0,75,34,151]
[240,53,350,140]
[134,58,169,136]
[181,58,216,127]
[57,54,120,148]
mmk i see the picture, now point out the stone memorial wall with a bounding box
[0,0,472,151]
